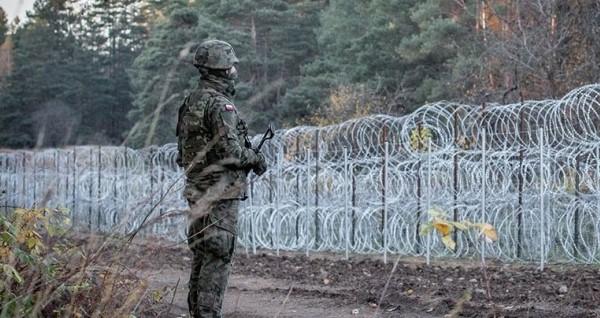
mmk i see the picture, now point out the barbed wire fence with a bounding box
[2,84,600,264]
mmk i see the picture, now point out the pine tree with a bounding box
[128,0,323,145]
[0,0,120,147]
[397,0,483,105]
[0,6,11,81]
[0,0,83,147]
[190,0,324,131]
[285,0,419,124]
[0,6,7,45]
[79,0,149,142]
[127,4,229,146]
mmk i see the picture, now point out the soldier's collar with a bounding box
[199,75,235,98]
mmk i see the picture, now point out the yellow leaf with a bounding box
[409,127,432,152]
[432,218,453,236]
[441,235,456,251]
[451,221,469,231]
[419,224,433,236]
[480,224,497,242]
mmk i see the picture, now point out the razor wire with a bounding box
[2,84,600,263]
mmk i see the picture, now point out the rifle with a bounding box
[246,124,275,152]
[256,124,275,152]
[239,125,274,201]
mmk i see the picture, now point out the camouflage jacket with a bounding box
[176,75,259,201]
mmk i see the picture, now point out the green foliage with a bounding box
[0,207,171,316]
[409,126,432,152]
[287,0,421,124]
[397,0,484,104]
[0,0,148,148]
[0,0,84,147]
[127,4,229,146]
[0,208,69,316]
[1,0,599,147]
[127,0,324,145]
[0,6,7,45]
[78,0,148,142]
[289,0,486,126]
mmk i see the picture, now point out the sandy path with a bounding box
[140,267,433,318]
[128,244,600,318]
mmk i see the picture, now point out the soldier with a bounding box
[176,39,267,318]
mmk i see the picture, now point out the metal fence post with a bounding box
[21,153,26,209]
[383,141,389,264]
[426,138,432,266]
[305,148,312,257]
[415,124,423,254]
[72,149,77,227]
[250,176,256,255]
[452,112,460,250]
[275,147,282,256]
[2,155,8,215]
[314,130,320,249]
[33,150,37,208]
[481,129,487,266]
[97,145,102,231]
[344,147,350,260]
[123,146,129,229]
[112,149,118,226]
[54,150,59,209]
[574,154,581,259]
[268,170,274,248]
[539,128,546,271]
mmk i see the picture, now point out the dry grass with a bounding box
[0,208,176,318]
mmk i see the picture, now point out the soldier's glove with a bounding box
[252,152,267,176]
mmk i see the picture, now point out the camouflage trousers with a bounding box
[187,199,239,318]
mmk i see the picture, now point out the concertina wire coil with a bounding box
[2,84,600,263]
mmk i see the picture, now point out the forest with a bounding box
[0,0,599,148]
[3,1,600,317]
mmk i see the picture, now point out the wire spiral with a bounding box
[1,84,600,263]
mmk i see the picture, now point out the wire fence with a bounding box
[2,84,600,264]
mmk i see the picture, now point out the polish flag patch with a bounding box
[224,104,236,112]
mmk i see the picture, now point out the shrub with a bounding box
[0,208,167,317]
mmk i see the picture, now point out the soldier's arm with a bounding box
[209,99,261,169]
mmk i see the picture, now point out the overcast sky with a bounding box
[0,0,35,22]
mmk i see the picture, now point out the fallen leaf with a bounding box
[433,218,453,236]
[420,224,433,236]
[442,235,456,251]
[451,221,469,231]
[480,224,497,242]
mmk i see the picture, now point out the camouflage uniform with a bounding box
[177,40,266,318]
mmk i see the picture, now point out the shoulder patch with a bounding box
[224,104,236,112]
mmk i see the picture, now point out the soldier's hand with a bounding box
[252,152,267,176]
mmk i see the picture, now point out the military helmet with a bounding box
[193,40,239,70]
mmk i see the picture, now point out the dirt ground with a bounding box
[128,240,600,318]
